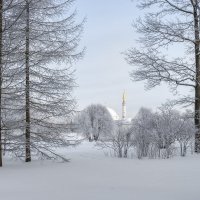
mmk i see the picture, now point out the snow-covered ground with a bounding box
[0,141,200,200]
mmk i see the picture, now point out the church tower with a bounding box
[122,91,126,120]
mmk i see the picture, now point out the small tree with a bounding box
[97,123,133,158]
[78,104,114,142]
[154,104,179,158]
[131,107,155,159]
[175,112,195,156]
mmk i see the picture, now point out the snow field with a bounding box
[0,141,200,200]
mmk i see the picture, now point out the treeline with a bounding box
[0,0,83,166]
[78,104,195,159]
[127,105,194,159]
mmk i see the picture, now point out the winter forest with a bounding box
[0,1,200,200]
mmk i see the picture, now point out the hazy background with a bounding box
[73,0,186,118]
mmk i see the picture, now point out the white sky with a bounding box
[73,0,189,118]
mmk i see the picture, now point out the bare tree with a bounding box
[97,123,133,158]
[123,124,133,158]
[125,0,200,152]
[0,0,3,167]
[77,104,114,142]
[175,112,195,156]
[154,104,180,158]
[131,107,155,159]
[130,104,195,159]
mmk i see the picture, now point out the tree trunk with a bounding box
[118,148,122,158]
[0,0,3,167]
[94,135,98,141]
[25,0,31,162]
[124,148,128,158]
[193,1,200,153]
[183,144,187,157]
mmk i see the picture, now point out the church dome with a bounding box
[106,107,120,121]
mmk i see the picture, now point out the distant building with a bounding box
[70,91,132,133]
[106,91,132,126]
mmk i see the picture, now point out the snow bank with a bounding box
[0,142,200,200]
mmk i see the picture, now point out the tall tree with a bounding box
[125,0,200,152]
[24,0,30,162]
[10,0,84,161]
[0,0,27,166]
[0,0,3,167]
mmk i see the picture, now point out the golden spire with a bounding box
[122,91,126,119]
[122,91,126,104]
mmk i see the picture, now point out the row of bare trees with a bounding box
[0,0,83,167]
[77,104,195,159]
[102,105,195,159]
[131,105,195,159]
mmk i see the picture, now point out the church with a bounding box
[106,91,132,126]
[70,92,132,133]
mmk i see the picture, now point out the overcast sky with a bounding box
[73,0,182,118]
